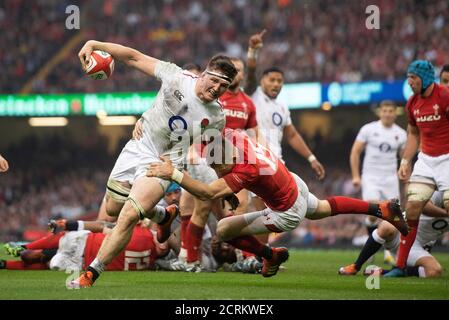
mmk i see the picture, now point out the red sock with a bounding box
[242,251,256,259]
[396,219,419,269]
[5,261,48,270]
[327,196,370,216]
[186,222,204,263]
[180,215,191,251]
[226,236,271,259]
[25,232,65,250]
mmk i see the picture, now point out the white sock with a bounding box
[89,258,105,274]
[418,266,426,278]
[372,229,386,245]
[151,205,166,224]
[179,248,187,261]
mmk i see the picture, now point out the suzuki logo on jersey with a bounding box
[173,90,184,102]
[224,109,248,120]
[415,104,441,122]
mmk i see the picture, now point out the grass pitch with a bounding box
[1,248,448,300]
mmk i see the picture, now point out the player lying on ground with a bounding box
[339,191,448,278]
[155,227,263,274]
[1,219,170,271]
[147,129,409,278]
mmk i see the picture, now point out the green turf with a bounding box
[1,248,448,299]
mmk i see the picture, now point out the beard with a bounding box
[228,82,240,91]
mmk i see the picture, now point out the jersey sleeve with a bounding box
[222,164,258,193]
[246,98,258,129]
[399,127,407,150]
[355,124,369,143]
[154,61,183,83]
[284,106,292,126]
[405,96,417,126]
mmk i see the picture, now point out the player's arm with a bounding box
[78,40,160,77]
[283,124,325,180]
[349,140,366,188]
[422,201,449,218]
[0,154,9,173]
[398,124,420,181]
[244,30,266,95]
[177,175,234,201]
[146,156,234,201]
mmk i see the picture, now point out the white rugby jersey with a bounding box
[141,61,225,163]
[416,191,449,248]
[251,86,292,159]
[355,120,406,176]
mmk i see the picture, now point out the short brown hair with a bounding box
[207,55,238,82]
[379,100,396,109]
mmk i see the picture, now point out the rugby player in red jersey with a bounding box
[385,60,449,277]
[178,57,260,270]
[148,129,408,277]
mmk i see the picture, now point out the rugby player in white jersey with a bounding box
[244,32,325,216]
[70,40,237,287]
[339,191,448,278]
[350,100,407,264]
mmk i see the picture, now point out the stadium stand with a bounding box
[2,0,449,94]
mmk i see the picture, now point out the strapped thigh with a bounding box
[407,183,435,202]
[106,179,131,203]
[127,196,146,220]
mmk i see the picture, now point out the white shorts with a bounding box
[109,137,180,192]
[410,152,449,191]
[186,158,218,184]
[361,173,400,200]
[49,231,90,271]
[384,233,432,267]
[109,139,140,185]
[259,173,309,232]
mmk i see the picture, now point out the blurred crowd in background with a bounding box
[2,0,449,93]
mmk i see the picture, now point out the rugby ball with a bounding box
[85,50,115,80]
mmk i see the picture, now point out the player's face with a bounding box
[378,105,396,127]
[229,60,244,90]
[164,190,181,205]
[407,73,422,94]
[197,72,231,102]
[440,71,449,88]
[261,72,284,98]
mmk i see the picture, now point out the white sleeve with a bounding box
[284,106,292,126]
[355,124,369,143]
[154,61,183,83]
[399,128,407,150]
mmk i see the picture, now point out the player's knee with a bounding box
[117,205,140,229]
[216,220,231,241]
[105,198,122,217]
[20,250,37,264]
[377,221,397,240]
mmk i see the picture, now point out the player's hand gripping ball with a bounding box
[85,50,115,80]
